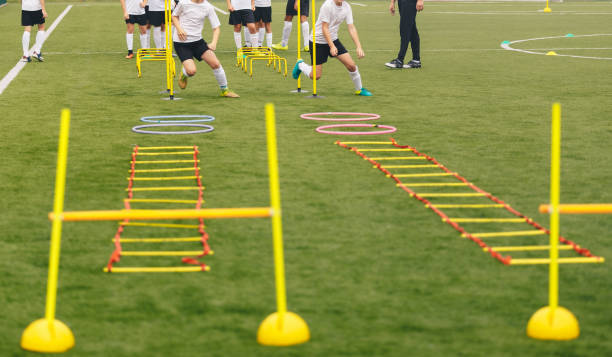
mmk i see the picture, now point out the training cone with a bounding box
[526,306,579,340]
[21,318,75,353]
[257,311,310,346]
[546,51,558,56]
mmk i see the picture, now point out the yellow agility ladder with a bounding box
[336,139,604,266]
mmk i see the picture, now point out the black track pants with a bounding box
[397,0,420,62]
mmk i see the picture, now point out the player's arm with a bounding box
[347,23,364,58]
[140,0,148,8]
[40,0,48,18]
[226,0,234,12]
[389,0,395,15]
[322,22,337,56]
[251,0,255,11]
[172,15,187,41]
[120,0,129,19]
[416,0,424,11]
[209,26,220,51]
[294,0,298,11]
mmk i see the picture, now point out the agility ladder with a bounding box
[336,139,604,266]
[105,145,211,272]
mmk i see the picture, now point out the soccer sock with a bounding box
[33,30,46,53]
[126,33,134,51]
[234,31,242,49]
[243,27,251,47]
[281,21,292,46]
[298,61,312,78]
[266,33,273,47]
[153,27,163,48]
[22,31,30,57]
[349,66,362,91]
[182,66,194,77]
[301,21,310,48]
[146,28,151,48]
[212,66,228,89]
[140,33,148,49]
[258,28,265,47]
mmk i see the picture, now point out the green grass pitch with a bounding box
[1,0,611,356]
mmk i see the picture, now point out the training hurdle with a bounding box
[526,103,607,341]
[236,47,287,77]
[21,105,309,353]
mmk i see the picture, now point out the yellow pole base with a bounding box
[21,318,75,353]
[257,311,310,346]
[543,7,552,12]
[527,306,579,340]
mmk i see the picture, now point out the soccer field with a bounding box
[1,0,611,356]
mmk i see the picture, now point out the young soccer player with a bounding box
[173,0,239,97]
[226,0,258,49]
[272,0,309,51]
[120,0,149,59]
[291,0,371,96]
[254,0,272,48]
[21,0,48,62]
[147,0,167,49]
[385,0,423,69]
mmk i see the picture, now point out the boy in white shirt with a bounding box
[254,0,272,48]
[292,0,371,96]
[21,0,47,62]
[120,0,149,59]
[226,0,258,49]
[173,0,239,97]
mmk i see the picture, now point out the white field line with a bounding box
[501,33,612,60]
[0,5,73,95]
[349,2,367,6]
[211,4,228,15]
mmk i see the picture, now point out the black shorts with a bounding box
[285,0,309,17]
[174,39,210,62]
[21,10,45,26]
[125,13,148,25]
[228,9,255,26]
[309,39,347,65]
[254,6,272,23]
[148,10,165,26]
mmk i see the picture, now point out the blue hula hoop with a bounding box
[132,123,215,135]
[140,115,215,123]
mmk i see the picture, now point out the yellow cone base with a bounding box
[543,7,552,12]
[257,312,310,346]
[527,306,579,340]
[21,318,75,353]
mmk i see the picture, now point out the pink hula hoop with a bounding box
[300,112,380,121]
[316,124,397,135]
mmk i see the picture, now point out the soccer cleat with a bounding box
[33,52,44,62]
[271,43,288,50]
[384,58,403,69]
[125,52,134,59]
[292,59,303,79]
[303,46,310,52]
[178,73,188,89]
[355,88,373,96]
[220,88,240,98]
[403,60,422,69]
[21,56,32,63]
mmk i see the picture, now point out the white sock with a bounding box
[349,66,362,91]
[250,31,259,47]
[301,22,310,48]
[146,28,151,48]
[153,27,163,48]
[244,28,251,47]
[34,30,46,53]
[258,28,265,47]
[234,31,242,49]
[126,33,134,51]
[266,32,273,47]
[281,21,292,46]
[140,33,148,49]
[298,61,312,78]
[212,66,228,88]
[22,31,30,57]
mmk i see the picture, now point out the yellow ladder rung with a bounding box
[380,165,439,169]
[390,173,455,178]
[129,176,201,181]
[398,183,469,187]
[132,160,199,164]
[116,237,203,243]
[358,148,413,152]
[125,199,201,204]
[340,141,392,145]
[138,146,197,150]
[418,193,486,197]
[128,187,202,192]
[120,222,201,229]
[430,204,504,208]
[131,167,198,173]
[464,230,546,238]
[509,257,605,265]
[137,151,195,156]
[104,266,209,273]
[448,218,525,223]
[121,251,204,256]
[369,157,425,161]
[485,245,576,252]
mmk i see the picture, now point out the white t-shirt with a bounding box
[313,0,353,45]
[125,0,146,15]
[254,0,271,8]
[148,0,166,12]
[22,0,42,11]
[231,0,252,11]
[172,0,221,43]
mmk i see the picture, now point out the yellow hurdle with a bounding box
[51,207,273,222]
[116,237,203,243]
[539,203,612,214]
[465,230,546,238]
[103,266,207,273]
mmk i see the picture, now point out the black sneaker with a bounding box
[403,60,421,69]
[33,51,44,62]
[384,58,403,69]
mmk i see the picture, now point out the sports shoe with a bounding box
[303,46,310,52]
[178,73,188,89]
[33,52,44,62]
[403,60,421,69]
[384,58,403,69]
[220,88,240,98]
[292,59,303,79]
[355,88,373,96]
[125,51,134,59]
[271,43,288,50]
[21,56,31,63]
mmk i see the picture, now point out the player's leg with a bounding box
[273,0,295,49]
[200,48,239,97]
[299,0,309,50]
[32,18,46,61]
[265,22,273,48]
[174,41,195,89]
[403,23,421,68]
[21,20,32,61]
[293,41,325,79]
[125,21,135,58]
[336,43,371,96]
[138,22,148,50]
[233,23,243,49]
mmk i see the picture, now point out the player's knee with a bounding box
[347,64,357,72]
[186,68,197,76]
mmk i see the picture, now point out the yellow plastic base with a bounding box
[543,7,552,12]
[21,318,75,353]
[257,311,310,346]
[527,306,579,340]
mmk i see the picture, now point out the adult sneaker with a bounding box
[403,60,421,68]
[178,73,188,89]
[271,43,288,50]
[21,56,31,63]
[384,58,403,69]
[33,52,44,62]
[220,88,240,98]
[355,88,373,96]
[292,59,304,79]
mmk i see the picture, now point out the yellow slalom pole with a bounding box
[311,0,317,96]
[257,103,309,346]
[21,109,75,353]
[543,0,552,13]
[297,0,302,91]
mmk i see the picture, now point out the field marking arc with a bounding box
[501,33,612,60]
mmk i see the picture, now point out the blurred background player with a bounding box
[385,0,423,69]
[291,0,371,96]
[120,0,148,58]
[21,0,48,62]
[272,0,309,51]
[254,0,272,48]
[147,0,167,49]
[226,0,257,49]
[173,0,239,97]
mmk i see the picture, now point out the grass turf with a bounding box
[1,0,611,356]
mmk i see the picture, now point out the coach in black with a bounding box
[385,0,423,69]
